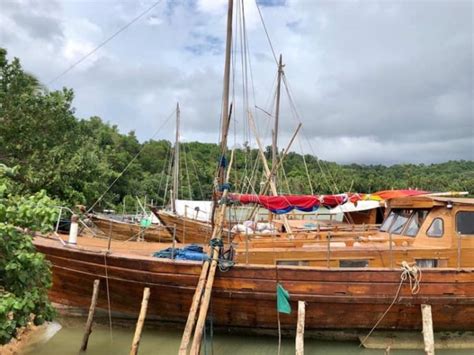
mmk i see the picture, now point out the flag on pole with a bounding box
[276,283,291,314]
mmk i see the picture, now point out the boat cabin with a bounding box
[235,196,474,268]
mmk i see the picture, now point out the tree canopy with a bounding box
[0,48,472,213]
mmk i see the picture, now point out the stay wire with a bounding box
[87,108,176,213]
[255,0,278,66]
[48,0,163,85]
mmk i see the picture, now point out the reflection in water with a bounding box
[24,317,471,355]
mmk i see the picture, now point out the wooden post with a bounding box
[389,232,394,269]
[296,301,306,355]
[326,233,331,268]
[130,287,151,355]
[421,304,435,355]
[80,279,100,352]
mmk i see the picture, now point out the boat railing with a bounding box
[54,206,98,237]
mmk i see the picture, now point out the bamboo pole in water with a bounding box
[189,150,234,354]
[130,287,151,355]
[295,301,306,355]
[80,279,100,352]
[421,304,435,355]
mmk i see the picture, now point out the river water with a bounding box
[23,317,471,355]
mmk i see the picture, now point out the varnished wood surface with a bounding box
[153,210,213,244]
[33,235,474,332]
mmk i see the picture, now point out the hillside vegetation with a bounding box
[1,48,473,212]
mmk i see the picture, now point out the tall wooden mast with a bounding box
[171,102,180,213]
[218,0,234,185]
[272,54,284,185]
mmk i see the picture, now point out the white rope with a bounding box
[360,262,422,346]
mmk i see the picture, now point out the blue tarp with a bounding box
[153,244,208,261]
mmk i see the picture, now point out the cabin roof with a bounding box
[388,195,474,208]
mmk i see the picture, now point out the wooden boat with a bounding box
[33,0,473,338]
[33,195,474,333]
[151,208,214,244]
[90,213,172,242]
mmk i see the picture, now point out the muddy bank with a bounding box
[0,322,61,355]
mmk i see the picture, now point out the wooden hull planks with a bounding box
[34,237,474,332]
[153,210,214,244]
[91,216,172,242]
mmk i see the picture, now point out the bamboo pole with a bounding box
[421,304,435,355]
[295,301,306,355]
[178,261,211,354]
[190,150,234,354]
[249,123,302,220]
[130,287,151,355]
[80,279,100,352]
[248,112,293,235]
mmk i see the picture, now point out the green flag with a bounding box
[276,283,291,314]
[140,218,152,228]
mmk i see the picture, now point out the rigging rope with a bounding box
[182,144,194,200]
[162,144,174,207]
[255,0,279,66]
[87,108,175,213]
[103,252,114,341]
[48,0,163,85]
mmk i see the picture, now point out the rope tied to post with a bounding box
[360,261,422,347]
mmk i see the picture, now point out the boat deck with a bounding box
[36,233,182,260]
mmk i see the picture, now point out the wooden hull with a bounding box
[91,215,172,242]
[34,236,474,332]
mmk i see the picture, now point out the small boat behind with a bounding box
[90,213,172,242]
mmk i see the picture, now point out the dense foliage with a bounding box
[0,165,57,344]
[0,48,473,213]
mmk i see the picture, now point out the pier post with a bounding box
[421,304,435,355]
[296,301,306,355]
[80,279,100,351]
[130,287,151,355]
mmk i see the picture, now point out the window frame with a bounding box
[426,218,444,238]
[455,211,474,236]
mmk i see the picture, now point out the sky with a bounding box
[1,0,473,165]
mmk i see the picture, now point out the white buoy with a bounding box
[68,214,79,245]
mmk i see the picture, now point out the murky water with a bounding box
[22,317,472,355]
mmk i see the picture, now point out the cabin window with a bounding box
[380,212,394,232]
[339,260,369,268]
[277,260,309,266]
[427,218,444,238]
[456,211,474,235]
[416,259,438,268]
[380,209,429,236]
[404,210,429,237]
[388,210,412,234]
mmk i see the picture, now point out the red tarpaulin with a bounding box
[229,190,428,214]
[229,194,348,214]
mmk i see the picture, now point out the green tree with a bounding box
[0,165,57,344]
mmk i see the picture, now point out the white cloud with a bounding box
[1,0,472,164]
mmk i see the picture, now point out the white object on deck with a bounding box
[175,200,213,222]
[68,214,79,245]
